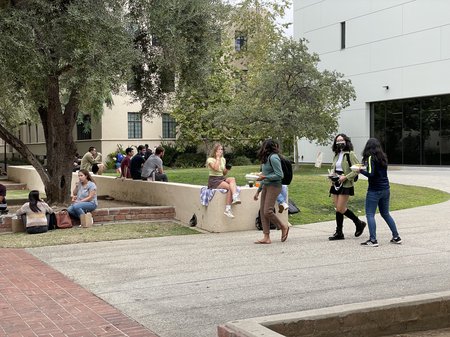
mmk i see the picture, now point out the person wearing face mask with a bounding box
[328,133,366,241]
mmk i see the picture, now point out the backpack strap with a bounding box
[345,152,352,167]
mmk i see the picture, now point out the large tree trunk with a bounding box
[38,76,78,205]
[0,79,80,205]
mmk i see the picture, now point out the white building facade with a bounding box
[294,0,450,165]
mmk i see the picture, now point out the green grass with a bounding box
[5,190,34,199]
[6,164,448,248]
[164,164,450,225]
[0,222,199,248]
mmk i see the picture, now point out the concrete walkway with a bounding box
[8,167,450,337]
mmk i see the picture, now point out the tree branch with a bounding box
[0,118,50,185]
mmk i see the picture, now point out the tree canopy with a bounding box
[0,0,225,202]
[222,37,356,145]
[169,0,355,151]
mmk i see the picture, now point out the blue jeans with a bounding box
[365,189,399,241]
[68,202,97,219]
[277,185,288,204]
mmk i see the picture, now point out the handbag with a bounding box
[56,209,73,229]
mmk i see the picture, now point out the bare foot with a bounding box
[254,239,271,244]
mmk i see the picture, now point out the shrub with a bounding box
[233,143,259,163]
[174,153,206,168]
[160,142,179,167]
[232,155,252,166]
[106,144,126,170]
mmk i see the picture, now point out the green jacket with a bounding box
[330,151,360,188]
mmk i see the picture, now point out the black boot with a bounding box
[329,231,345,240]
[329,212,345,240]
[343,209,366,237]
[355,221,366,237]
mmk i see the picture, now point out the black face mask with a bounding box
[336,143,346,150]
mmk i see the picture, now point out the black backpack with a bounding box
[269,154,293,185]
[255,210,278,230]
[345,153,358,182]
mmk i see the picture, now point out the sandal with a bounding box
[281,226,290,242]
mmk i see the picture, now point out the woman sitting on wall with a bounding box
[68,169,98,220]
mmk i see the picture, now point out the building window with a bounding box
[77,115,92,140]
[162,114,176,139]
[128,112,142,139]
[235,32,247,51]
[127,77,137,92]
[27,123,32,143]
[340,21,346,49]
[35,124,39,142]
[372,94,450,165]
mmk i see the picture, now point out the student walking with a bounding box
[328,134,366,240]
[358,138,402,247]
[254,139,289,244]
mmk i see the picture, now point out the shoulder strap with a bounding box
[345,153,352,167]
[268,154,274,169]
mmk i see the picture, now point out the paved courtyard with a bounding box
[24,167,450,337]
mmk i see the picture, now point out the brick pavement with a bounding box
[0,249,159,337]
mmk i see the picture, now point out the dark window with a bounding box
[372,94,450,165]
[235,31,247,51]
[151,35,160,46]
[160,68,175,93]
[127,77,137,92]
[128,112,142,139]
[162,114,176,139]
[421,97,440,165]
[35,124,39,142]
[27,124,32,143]
[340,22,346,49]
[440,96,450,164]
[77,115,92,140]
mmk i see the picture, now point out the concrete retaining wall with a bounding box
[218,291,450,337]
[7,166,288,232]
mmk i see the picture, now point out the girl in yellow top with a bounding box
[206,143,240,218]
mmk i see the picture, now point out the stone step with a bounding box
[0,206,176,233]
[0,180,27,191]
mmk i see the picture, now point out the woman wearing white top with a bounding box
[16,190,53,234]
[328,134,366,241]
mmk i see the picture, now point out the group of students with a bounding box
[14,136,401,244]
[329,134,401,247]
[119,145,168,182]
[207,135,401,247]
[15,169,98,233]
[15,142,167,234]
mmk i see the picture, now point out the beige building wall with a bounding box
[3,92,175,163]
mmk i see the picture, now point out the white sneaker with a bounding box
[224,210,235,218]
[278,202,289,213]
[232,196,241,205]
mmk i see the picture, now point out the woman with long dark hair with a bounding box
[328,133,366,240]
[68,169,98,220]
[16,190,53,234]
[358,138,402,247]
[254,139,289,244]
